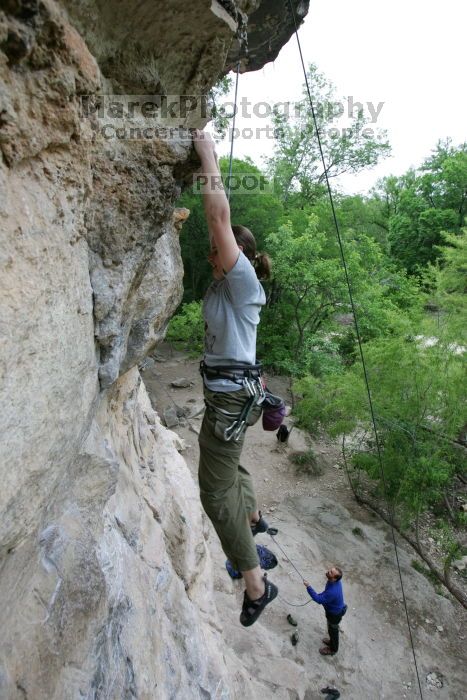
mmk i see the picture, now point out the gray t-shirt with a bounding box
[203,251,266,392]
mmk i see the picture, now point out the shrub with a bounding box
[289,449,323,476]
[166,301,204,355]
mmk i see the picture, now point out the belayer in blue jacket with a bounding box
[303,566,347,655]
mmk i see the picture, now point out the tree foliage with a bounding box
[267,63,391,205]
[294,330,465,522]
[165,301,204,355]
[259,214,421,374]
[373,140,467,273]
[177,156,283,302]
[167,66,465,565]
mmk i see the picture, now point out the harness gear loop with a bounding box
[201,362,265,442]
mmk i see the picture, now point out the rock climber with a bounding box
[192,128,278,626]
[303,566,347,655]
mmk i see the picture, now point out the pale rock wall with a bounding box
[0,0,309,697]
[1,368,253,698]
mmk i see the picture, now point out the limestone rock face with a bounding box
[0,0,309,697]
[1,368,257,698]
[1,0,308,386]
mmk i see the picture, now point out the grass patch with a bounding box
[352,526,365,538]
[289,449,323,477]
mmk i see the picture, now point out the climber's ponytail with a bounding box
[252,252,272,280]
[231,225,272,280]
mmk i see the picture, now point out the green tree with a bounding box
[294,334,465,519]
[259,215,416,374]
[166,301,204,354]
[376,140,467,273]
[419,139,467,227]
[435,230,467,308]
[261,215,348,372]
[268,63,391,206]
[312,193,391,249]
[425,229,467,339]
[177,156,283,302]
[291,214,466,597]
[208,75,233,139]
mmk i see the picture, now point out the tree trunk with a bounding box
[443,490,456,523]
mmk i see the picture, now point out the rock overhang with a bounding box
[60,0,310,95]
[0,0,310,390]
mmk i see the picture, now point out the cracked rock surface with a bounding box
[0,1,309,697]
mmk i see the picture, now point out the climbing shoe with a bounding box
[321,688,340,699]
[239,575,278,627]
[250,510,269,536]
[291,631,299,646]
[287,614,298,627]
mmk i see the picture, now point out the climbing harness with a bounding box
[200,362,286,439]
[217,12,425,694]
[200,361,265,442]
[199,360,263,382]
[221,8,425,694]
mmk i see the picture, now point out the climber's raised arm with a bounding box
[192,129,239,274]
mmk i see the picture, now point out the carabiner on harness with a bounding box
[204,375,265,442]
[222,376,265,442]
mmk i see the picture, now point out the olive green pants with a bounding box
[198,386,262,572]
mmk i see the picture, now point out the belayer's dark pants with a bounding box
[326,605,347,652]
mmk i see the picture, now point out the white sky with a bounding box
[212,0,467,195]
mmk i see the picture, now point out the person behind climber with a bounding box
[192,128,278,627]
[303,566,347,655]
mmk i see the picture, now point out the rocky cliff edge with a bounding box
[0,1,309,697]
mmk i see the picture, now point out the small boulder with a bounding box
[163,406,179,428]
[173,436,186,452]
[453,555,467,571]
[426,672,443,689]
[171,377,192,388]
[139,357,155,372]
[186,401,205,418]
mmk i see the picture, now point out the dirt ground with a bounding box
[143,345,466,700]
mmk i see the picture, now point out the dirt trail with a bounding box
[143,346,466,699]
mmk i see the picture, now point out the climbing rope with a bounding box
[268,530,312,607]
[226,60,240,201]
[221,12,424,694]
[225,18,247,201]
[286,1,424,696]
